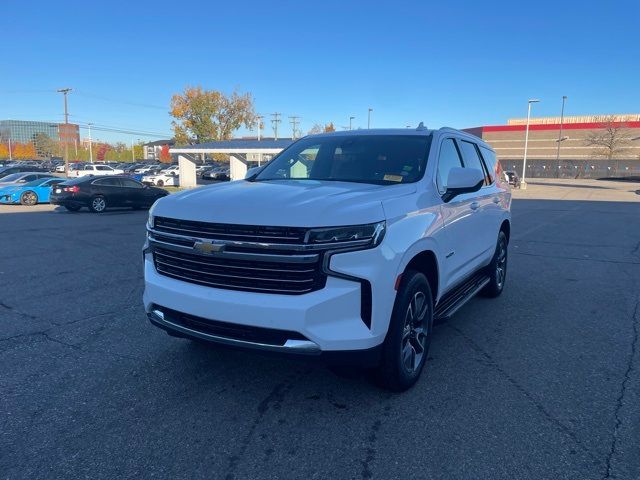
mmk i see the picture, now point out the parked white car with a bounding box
[142,172,179,187]
[160,165,180,175]
[143,127,511,391]
[134,165,159,174]
[72,164,124,177]
[55,165,66,173]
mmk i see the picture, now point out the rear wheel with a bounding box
[481,230,508,298]
[20,191,38,206]
[376,270,433,391]
[89,195,107,213]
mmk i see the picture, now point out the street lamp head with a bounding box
[528,99,540,103]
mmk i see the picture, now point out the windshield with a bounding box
[254,134,432,185]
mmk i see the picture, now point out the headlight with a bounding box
[306,221,385,248]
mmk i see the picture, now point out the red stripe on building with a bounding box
[478,121,640,132]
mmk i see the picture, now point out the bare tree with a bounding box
[307,123,324,135]
[584,116,631,174]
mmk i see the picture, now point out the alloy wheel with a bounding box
[92,197,106,212]
[496,239,507,288]
[401,291,428,373]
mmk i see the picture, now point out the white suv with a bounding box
[143,127,511,390]
[72,164,124,177]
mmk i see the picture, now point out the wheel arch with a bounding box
[500,219,511,243]
[399,249,440,303]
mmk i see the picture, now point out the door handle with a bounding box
[493,197,500,204]
[470,201,479,211]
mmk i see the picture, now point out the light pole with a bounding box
[349,116,355,130]
[88,123,93,163]
[521,98,540,189]
[8,138,12,162]
[555,96,567,178]
[57,88,72,176]
[368,108,373,129]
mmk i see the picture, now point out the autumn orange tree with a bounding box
[0,143,9,159]
[159,144,172,163]
[12,143,37,160]
[324,122,336,132]
[169,86,256,145]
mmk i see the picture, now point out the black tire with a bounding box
[156,180,164,187]
[481,230,508,298]
[20,191,38,206]
[64,204,81,212]
[376,270,433,392]
[89,195,107,213]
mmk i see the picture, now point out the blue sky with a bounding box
[2,0,638,143]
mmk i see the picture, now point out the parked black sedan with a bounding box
[50,176,168,213]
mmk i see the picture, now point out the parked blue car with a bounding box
[0,177,67,205]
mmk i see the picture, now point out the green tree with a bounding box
[34,133,61,158]
[170,86,256,145]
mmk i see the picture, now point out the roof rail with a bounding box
[416,122,428,131]
[438,126,459,133]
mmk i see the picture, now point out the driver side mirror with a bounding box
[442,167,484,202]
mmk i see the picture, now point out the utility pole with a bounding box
[8,138,12,162]
[349,116,355,130]
[271,113,281,140]
[131,139,135,162]
[256,115,264,141]
[57,88,72,176]
[289,116,300,139]
[555,96,567,178]
[88,123,93,163]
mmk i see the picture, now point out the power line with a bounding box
[271,112,281,140]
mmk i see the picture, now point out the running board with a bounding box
[434,273,490,321]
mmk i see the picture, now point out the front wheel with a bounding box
[20,191,38,206]
[481,230,508,297]
[156,180,164,187]
[89,195,107,213]
[376,270,433,391]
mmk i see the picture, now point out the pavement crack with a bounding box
[224,371,305,480]
[360,402,391,479]
[512,251,640,266]
[447,323,602,465]
[0,301,38,320]
[602,299,639,480]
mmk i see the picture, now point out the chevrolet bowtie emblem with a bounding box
[193,241,224,254]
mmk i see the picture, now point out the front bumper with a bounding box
[143,242,398,355]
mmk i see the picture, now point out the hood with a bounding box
[152,179,417,227]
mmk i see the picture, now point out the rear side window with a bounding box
[479,146,498,184]
[93,178,120,187]
[437,138,463,192]
[96,165,111,171]
[457,140,488,185]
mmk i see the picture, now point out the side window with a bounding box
[458,140,491,186]
[479,146,498,185]
[94,178,119,187]
[23,175,38,182]
[437,138,463,193]
[120,178,143,188]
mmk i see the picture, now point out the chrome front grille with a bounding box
[153,216,307,244]
[148,218,326,295]
[152,247,325,294]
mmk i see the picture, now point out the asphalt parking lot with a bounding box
[1,179,639,480]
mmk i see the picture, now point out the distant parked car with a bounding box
[504,171,521,189]
[0,177,67,205]
[142,172,179,187]
[71,164,124,177]
[203,166,230,181]
[0,172,55,187]
[0,165,47,179]
[50,176,168,213]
